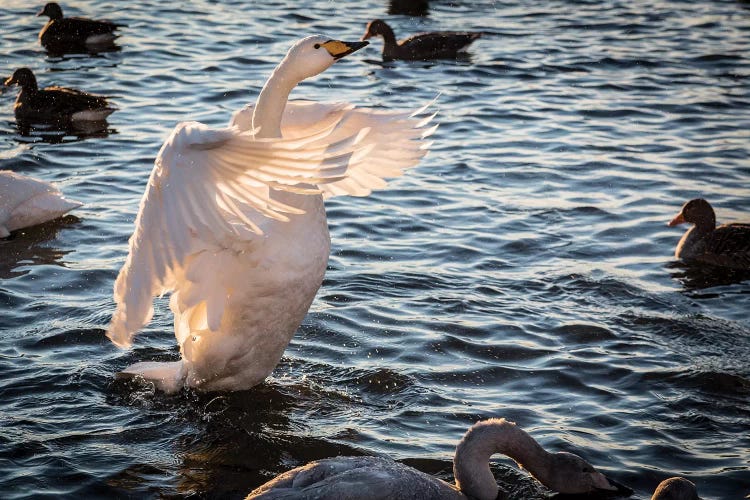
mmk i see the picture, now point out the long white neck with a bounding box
[453,419,551,500]
[250,59,324,216]
[252,60,299,139]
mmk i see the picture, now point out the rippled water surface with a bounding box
[2,1,749,498]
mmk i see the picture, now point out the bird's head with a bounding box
[668,198,715,228]
[280,35,368,81]
[542,452,624,495]
[4,68,38,91]
[37,2,63,20]
[361,19,393,41]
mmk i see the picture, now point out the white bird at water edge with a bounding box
[0,170,82,238]
[106,35,436,393]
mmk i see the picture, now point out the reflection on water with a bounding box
[106,378,370,497]
[12,119,114,144]
[362,53,475,69]
[667,261,750,292]
[42,40,122,58]
[0,215,79,279]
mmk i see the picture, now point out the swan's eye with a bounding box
[314,43,320,49]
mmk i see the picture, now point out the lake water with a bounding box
[1,1,749,498]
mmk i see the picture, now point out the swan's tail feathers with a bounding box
[115,360,186,394]
[9,192,82,229]
[39,194,83,214]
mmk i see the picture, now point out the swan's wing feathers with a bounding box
[106,120,362,347]
[233,100,437,199]
[107,100,436,347]
[229,100,353,133]
[167,120,235,150]
[315,101,437,198]
[229,97,440,202]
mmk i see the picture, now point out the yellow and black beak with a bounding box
[321,40,369,60]
[4,76,16,86]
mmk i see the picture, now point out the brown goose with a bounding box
[246,418,627,499]
[5,68,117,124]
[361,19,480,61]
[668,198,750,270]
[5,68,117,128]
[37,2,124,52]
[4,68,116,125]
[651,477,700,500]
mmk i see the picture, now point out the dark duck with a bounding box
[361,19,480,61]
[37,2,124,52]
[669,198,750,270]
[4,68,116,126]
[388,0,430,16]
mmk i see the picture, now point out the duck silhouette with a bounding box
[362,19,481,61]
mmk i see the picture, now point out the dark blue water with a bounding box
[1,1,749,498]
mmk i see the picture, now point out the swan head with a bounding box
[668,198,715,230]
[454,419,632,499]
[4,68,38,92]
[543,451,620,494]
[280,35,368,82]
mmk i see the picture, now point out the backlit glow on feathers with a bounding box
[106,35,436,393]
[0,170,82,238]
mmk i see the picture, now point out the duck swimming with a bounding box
[668,198,750,270]
[4,68,116,126]
[106,35,435,393]
[37,2,124,52]
[361,19,481,61]
[246,418,625,499]
[0,170,82,238]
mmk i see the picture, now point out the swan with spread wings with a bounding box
[106,35,435,393]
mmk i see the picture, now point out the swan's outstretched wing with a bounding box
[106,120,372,348]
[109,99,435,348]
[230,99,437,198]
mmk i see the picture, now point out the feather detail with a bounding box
[107,98,436,350]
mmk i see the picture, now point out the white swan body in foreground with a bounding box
[106,35,435,393]
[0,170,82,238]
[246,418,623,499]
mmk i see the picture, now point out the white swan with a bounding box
[246,418,622,499]
[106,35,435,393]
[0,170,82,238]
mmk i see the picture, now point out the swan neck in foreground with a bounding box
[454,419,550,500]
[252,62,298,139]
